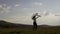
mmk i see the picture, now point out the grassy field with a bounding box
[0,27,60,34]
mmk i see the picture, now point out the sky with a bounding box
[0,0,60,26]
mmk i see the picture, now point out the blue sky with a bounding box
[0,0,60,26]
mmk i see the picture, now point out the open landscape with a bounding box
[0,0,60,34]
[0,20,60,34]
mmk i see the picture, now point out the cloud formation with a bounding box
[0,4,11,14]
[14,4,20,7]
[0,0,60,26]
[34,2,43,6]
[2,12,60,26]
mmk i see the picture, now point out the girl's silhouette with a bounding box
[32,13,41,30]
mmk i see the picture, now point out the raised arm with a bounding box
[36,15,41,19]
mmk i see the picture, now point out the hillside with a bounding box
[0,20,32,28]
[0,20,60,28]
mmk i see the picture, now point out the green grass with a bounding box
[0,27,60,34]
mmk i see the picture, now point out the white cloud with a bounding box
[14,4,20,7]
[0,4,11,14]
[34,2,43,6]
[42,10,49,16]
[3,8,10,13]
[37,10,49,16]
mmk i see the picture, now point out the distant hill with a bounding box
[39,25,60,28]
[0,20,16,28]
[0,20,32,28]
[39,25,50,27]
[0,20,60,28]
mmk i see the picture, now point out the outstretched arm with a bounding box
[36,15,41,19]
